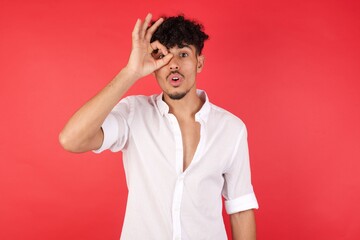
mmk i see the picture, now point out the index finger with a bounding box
[145,17,164,42]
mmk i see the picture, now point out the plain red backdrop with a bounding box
[1,0,359,239]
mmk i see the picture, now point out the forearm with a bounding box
[230,210,256,240]
[59,67,138,152]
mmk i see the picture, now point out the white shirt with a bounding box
[95,90,258,240]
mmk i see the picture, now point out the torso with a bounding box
[178,117,201,171]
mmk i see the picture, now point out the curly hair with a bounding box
[150,15,209,55]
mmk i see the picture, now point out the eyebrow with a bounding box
[179,44,191,50]
[164,44,194,52]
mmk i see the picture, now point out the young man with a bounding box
[60,13,258,240]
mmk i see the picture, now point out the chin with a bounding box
[164,87,191,100]
[167,91,187,100]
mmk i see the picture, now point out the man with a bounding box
[60,13,258,240]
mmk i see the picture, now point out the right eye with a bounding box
[151,50,165,60]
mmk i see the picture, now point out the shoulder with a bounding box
[112,94,160,125]
[120,94,159,107]
[111,94,159,117]
[122,94,157,102]
[208,103,247,135]
[209,103,246,126]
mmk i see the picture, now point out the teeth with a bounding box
[172,77,179,81]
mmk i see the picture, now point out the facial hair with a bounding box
[168,91,188,100]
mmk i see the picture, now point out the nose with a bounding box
[169,57,179,71]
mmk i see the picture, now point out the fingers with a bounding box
[131,18,141,42]
[132,13,163,45]
[155,52,173,70]
[131,13,152,43]
[145,17,164,41]
[150,40,168,55]
[140,13,153,39]
[129,14,170,74]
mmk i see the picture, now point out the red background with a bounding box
[1,0,359,239]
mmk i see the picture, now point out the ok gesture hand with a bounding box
[125,13,173,80]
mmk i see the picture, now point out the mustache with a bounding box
[167,71,184,79]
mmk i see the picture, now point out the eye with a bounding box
[151,49,165,60]
[180,52,188,58]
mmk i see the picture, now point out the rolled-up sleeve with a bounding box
[222,126,259,214]
[93,98,131,153]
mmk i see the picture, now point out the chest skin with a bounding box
[177,118,201,171]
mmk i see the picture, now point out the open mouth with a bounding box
[167,73,183,87]
[167,71,184,80]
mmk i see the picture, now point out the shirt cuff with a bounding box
[93,114,119,153]
[225,193,259,214]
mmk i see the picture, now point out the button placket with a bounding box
[172,174,185,240]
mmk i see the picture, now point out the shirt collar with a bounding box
[156,89,211,123]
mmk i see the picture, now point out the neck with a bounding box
[163,88,204,119]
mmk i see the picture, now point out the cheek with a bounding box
[153,70,167,87]
[154,69,165,78]
[182,61,198,72]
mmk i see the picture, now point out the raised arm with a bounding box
[59,13,173,153]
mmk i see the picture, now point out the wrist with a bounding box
[111,68,139,88]
[121,66,143,82]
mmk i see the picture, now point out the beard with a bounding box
[168,91,188,100]
[166,86,193,100]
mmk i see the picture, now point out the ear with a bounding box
[196,55,205,73]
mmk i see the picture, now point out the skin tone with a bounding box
[231,209,257,240]
[59,13,256,240]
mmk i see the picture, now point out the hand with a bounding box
[125,13,173,80]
